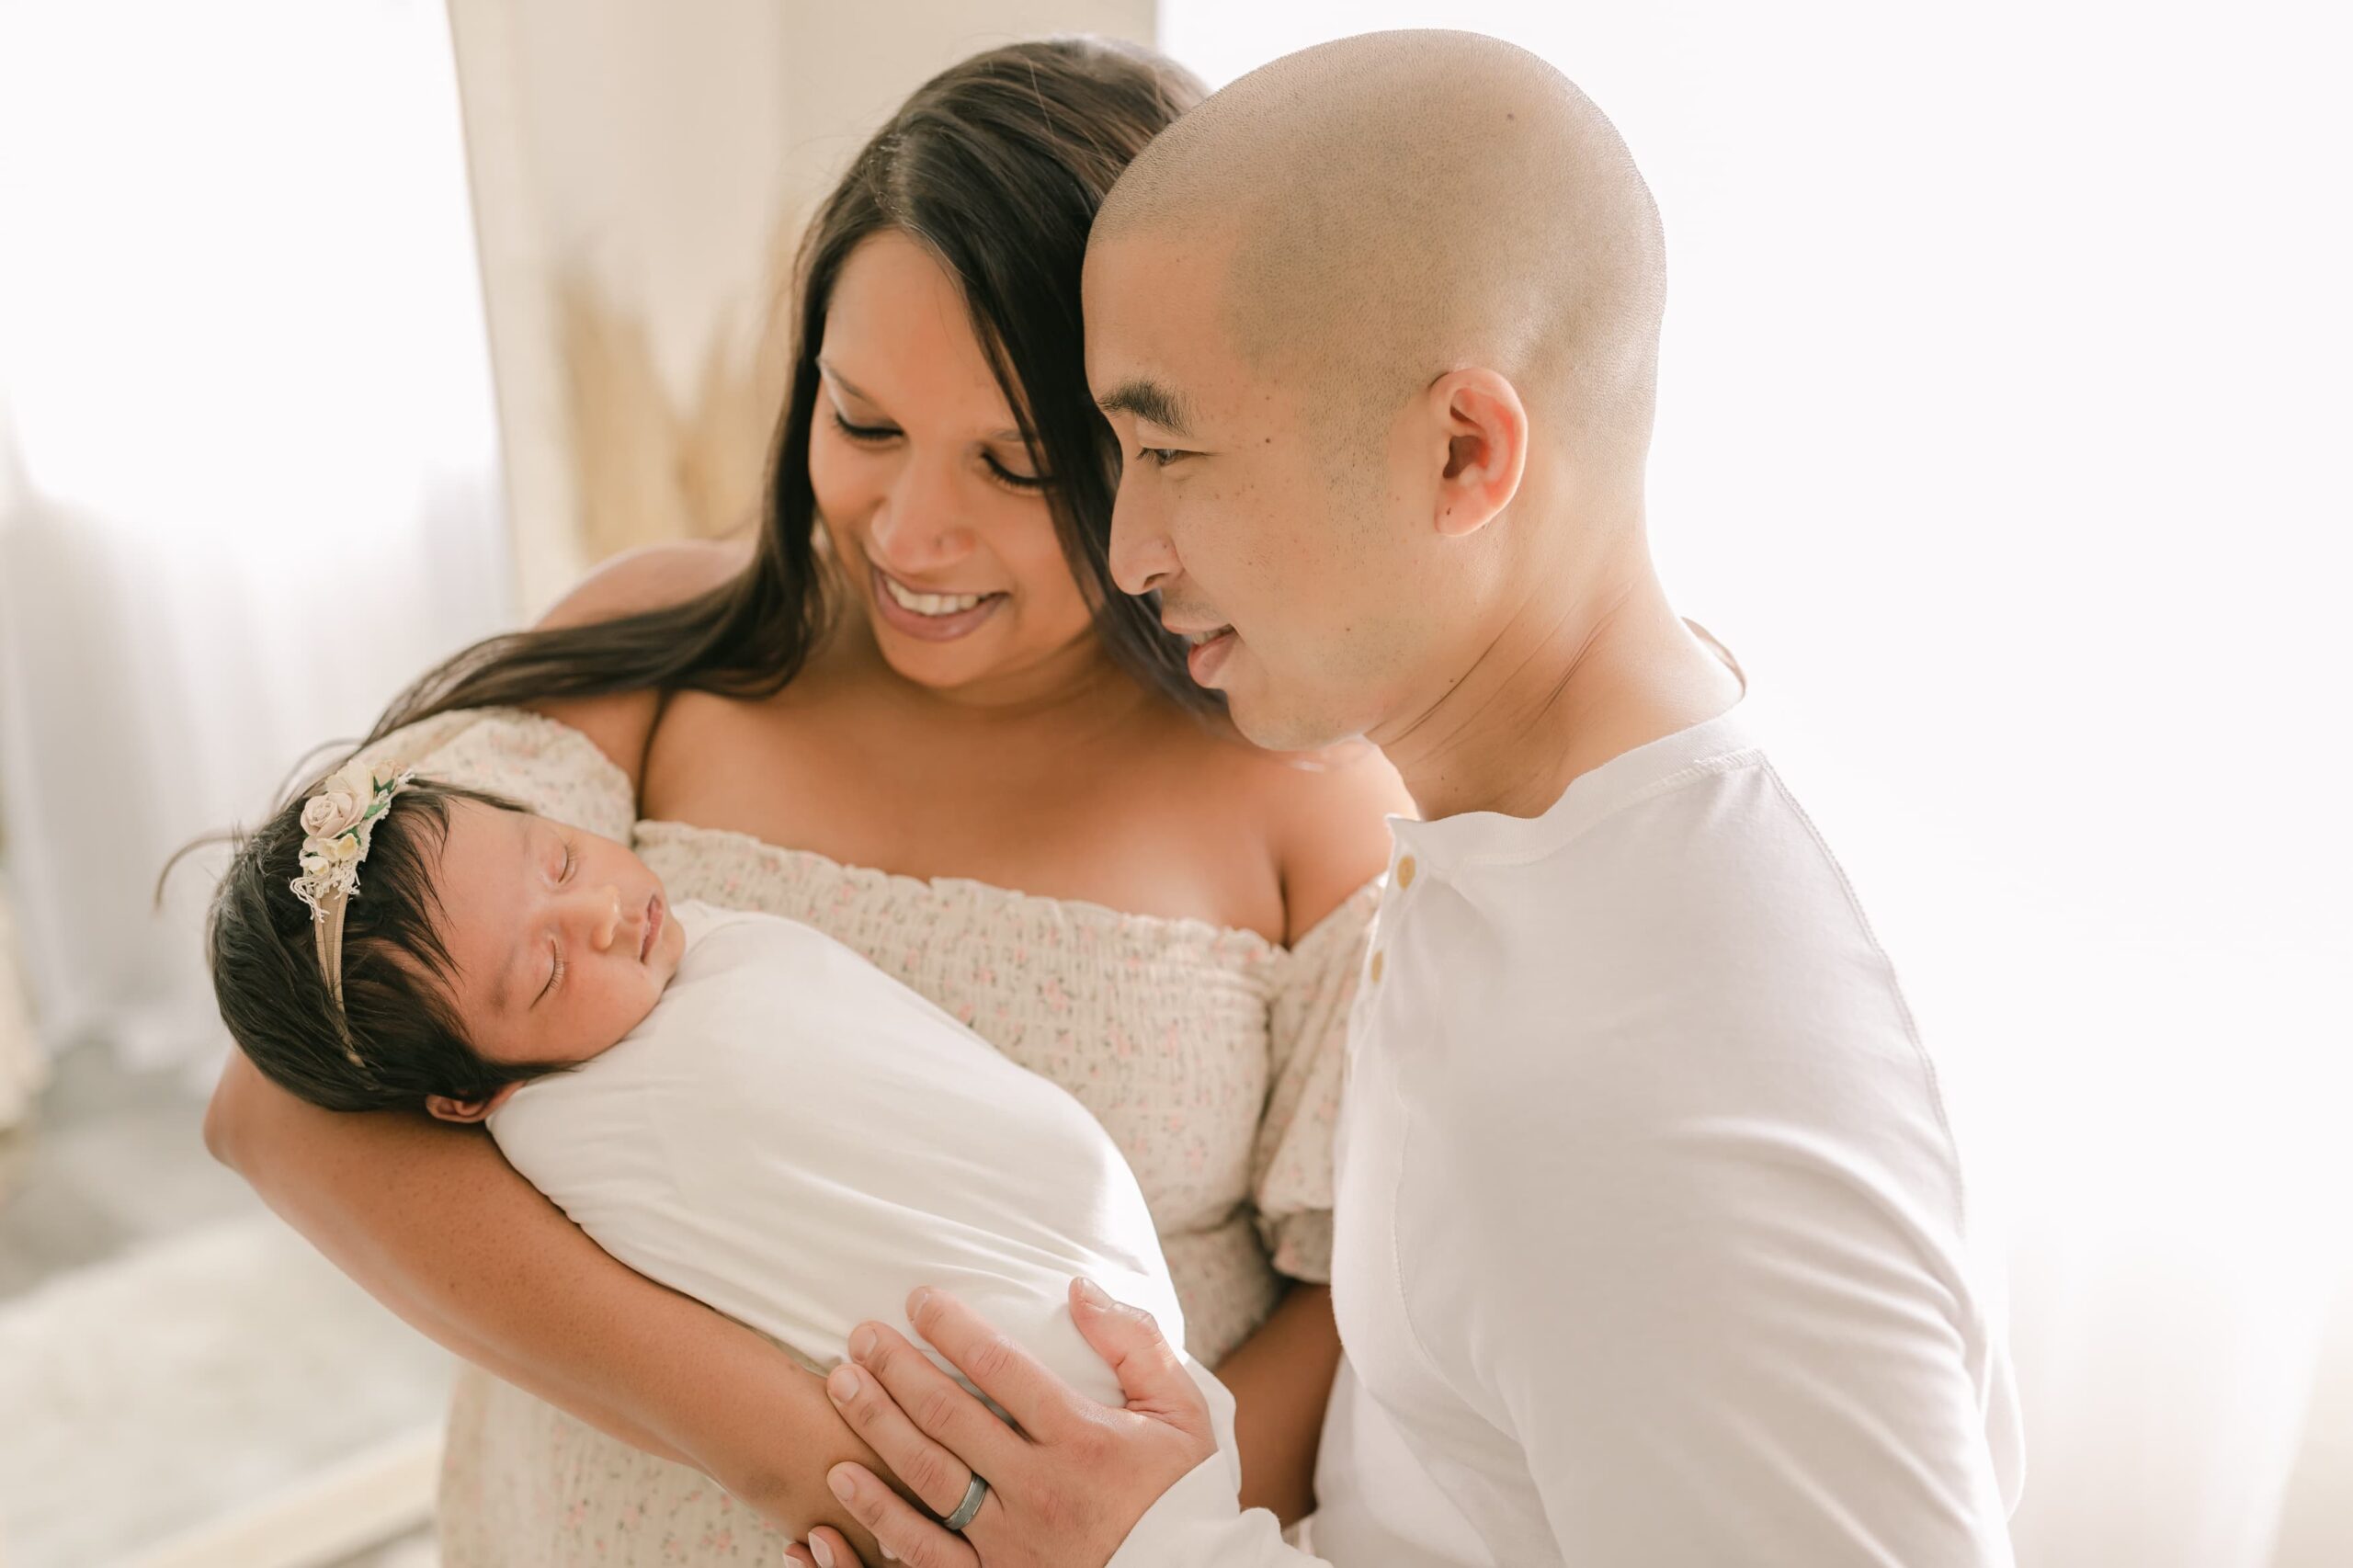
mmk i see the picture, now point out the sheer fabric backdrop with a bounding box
[0,0,510,1075]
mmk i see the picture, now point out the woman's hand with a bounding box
[791,1279,1218,1568]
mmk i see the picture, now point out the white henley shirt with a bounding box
[1111,704,2022,1565]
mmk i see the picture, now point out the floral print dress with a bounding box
[353,708,1375,1565]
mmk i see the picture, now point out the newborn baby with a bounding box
[205,762,1229,1428]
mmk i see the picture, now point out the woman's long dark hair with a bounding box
[365,36,1211,751]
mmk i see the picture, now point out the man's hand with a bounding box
[786,1278,1217,1568]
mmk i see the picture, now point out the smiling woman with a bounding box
[203,33,1412,1567]
[351,37,1220,737]
[807,232,1091,679]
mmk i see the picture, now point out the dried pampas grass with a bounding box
[557,211,800,564]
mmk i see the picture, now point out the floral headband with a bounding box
[289,761,415,1066]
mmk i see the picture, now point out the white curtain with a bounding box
[0,0,512,1074]
[0,868,40,1131]
[1163,4,2353,1564]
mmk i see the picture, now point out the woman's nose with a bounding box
[868,458,975,573]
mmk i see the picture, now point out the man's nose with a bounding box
[1108,475,1176,596]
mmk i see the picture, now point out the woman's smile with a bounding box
[868,561,1008,642]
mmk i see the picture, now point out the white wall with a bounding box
[1160,6,2350,1566]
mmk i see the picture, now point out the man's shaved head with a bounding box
[1096,29,1667,470]
[1087,31,1675,752]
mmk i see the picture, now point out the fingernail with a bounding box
[827,1365,861,1403]
[811,1540,835,1568]
[848,1325,875,1359]
[908,1286,933,1317]
[1075,1277,1110,1310]
[829,1466,856,1503]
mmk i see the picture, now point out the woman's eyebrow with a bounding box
[819,358,1026,444]
[815,358,872,403]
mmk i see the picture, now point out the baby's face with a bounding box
[431,800,688,1072]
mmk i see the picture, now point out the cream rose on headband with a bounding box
[300,781,367,841]
[290,766,415,918]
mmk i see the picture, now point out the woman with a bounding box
[203,35,1406,1562]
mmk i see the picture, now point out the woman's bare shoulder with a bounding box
[528,538,757,792]
[1267,743,1413,944]
[537,537,756,631]
[1182,724,1412,945]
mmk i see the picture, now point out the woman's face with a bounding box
[808,230,1095,694]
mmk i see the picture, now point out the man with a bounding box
[798,28,2022,1567]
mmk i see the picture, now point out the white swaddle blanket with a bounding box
[489,899,1237,1451]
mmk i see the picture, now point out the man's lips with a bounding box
[1162,619,1233,645]
[1183,627,1238,685]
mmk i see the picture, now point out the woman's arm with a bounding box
[1215,742,1415,1523]
[1215,1282,1343,1524]
[203,1051,889,1550]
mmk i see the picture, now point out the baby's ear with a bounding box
[425,1082,523,1123]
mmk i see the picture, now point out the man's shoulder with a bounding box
[1400,750,1943,1151]
[1484,742,1871,960]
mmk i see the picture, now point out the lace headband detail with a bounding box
[290,763,415,1071]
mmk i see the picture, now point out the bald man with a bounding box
[801,30,2023,1568]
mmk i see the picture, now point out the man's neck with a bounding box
[1374,553,1745,824]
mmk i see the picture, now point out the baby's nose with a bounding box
[582,886,624,949]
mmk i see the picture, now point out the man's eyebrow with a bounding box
[1096,378,1194,438]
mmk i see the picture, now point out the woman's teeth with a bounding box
[881,574,991,617]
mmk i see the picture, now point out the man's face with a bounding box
[1086,233,1440,751]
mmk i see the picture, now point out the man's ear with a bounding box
[1426,368,1529,539]
[425,1081,523,1123]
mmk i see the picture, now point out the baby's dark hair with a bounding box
[206,773,568,1113]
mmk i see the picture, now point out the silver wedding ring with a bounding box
[942,1471,988,1532]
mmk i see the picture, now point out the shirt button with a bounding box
[1370,950,1385,983]
[1396,855,1417,890]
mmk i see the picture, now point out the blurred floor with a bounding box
[0,1043,255,1299]
[0,1047,450,1567]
